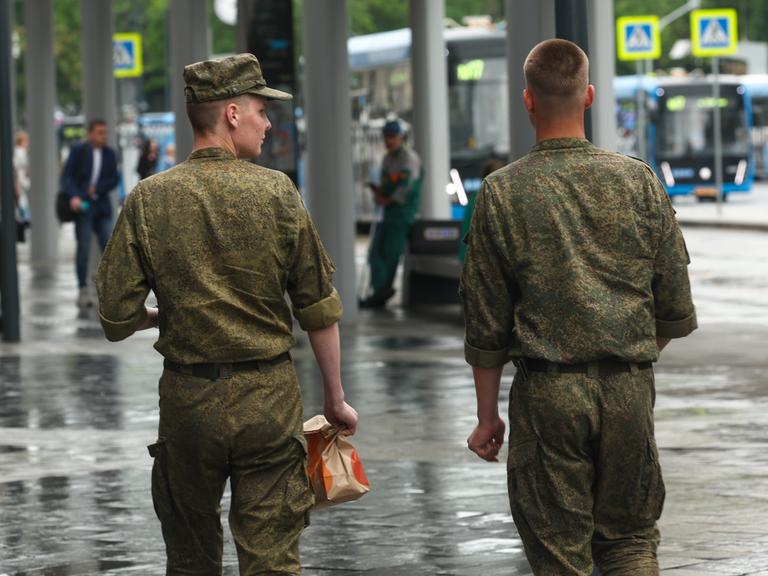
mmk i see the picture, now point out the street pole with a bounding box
[555,0,592,141]
[636,61,646,160]
[659,0,701,31]
[0,0,20,341]
[712,57,724,214]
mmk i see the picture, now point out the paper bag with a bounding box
[303,414,370,508]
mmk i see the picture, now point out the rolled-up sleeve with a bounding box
[95,191,151,341]
[460,181,515,368]
[652,189,697,339]
[287,196,343,331]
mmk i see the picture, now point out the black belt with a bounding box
[163,352,291,381]
[513,358,652,379]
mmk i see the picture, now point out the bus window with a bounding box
[656,86,748,159]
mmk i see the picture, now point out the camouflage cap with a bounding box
[183,53,292,104]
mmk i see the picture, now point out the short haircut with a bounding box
[524,39,589,100]
[87,119,107,132]
[186,100,225,134]
[186,95,253,135]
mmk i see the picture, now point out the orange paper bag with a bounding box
[303,415,370,508]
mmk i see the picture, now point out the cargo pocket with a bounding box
[507,437,566,535]
[148,438,174,521]
[284,435,315,528]
[638,438,666,522]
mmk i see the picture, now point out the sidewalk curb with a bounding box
[678,219,768,233]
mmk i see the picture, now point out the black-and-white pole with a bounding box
[712,57,724,213]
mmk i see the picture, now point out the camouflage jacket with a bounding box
[96,147,342,364]
[460,137,697,368]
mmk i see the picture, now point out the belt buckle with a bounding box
[201,363,229,381]
[218,364,233,379]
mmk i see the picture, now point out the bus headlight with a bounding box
[660,162,675,186]
[448,169,468,206]
[735,160,747,185]
[699,167,712,180]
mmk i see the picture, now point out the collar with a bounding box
[188,147,236,160]
[387,145,405,158]
[531,137,593,153]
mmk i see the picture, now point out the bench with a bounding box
[402,220,463,307]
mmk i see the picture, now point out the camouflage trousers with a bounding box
[507,366,664,576]
[148,360,314,576]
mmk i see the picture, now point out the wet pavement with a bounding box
[2,222,768,575]
[673,180,768,230]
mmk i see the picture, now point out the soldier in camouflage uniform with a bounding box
[461,40,697,575]
[96,53,358,575]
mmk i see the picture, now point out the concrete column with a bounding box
[505,0,555,161]
[302,0,357,322]
[170,0,210,161]
[409,0,450,219]
[0,0,20,341]
[25,0,58,266]
[236,0,252,53]
[588,0,617,151]
[81,0,118,296]
[80,0,118,147]
[7,0,15,135]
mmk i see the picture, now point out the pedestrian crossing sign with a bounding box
[691,9,738,57]
[113,33,143,78]
[616,16,661,61]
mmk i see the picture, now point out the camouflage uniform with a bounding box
[460,138,697,575]
[96,54,341,575]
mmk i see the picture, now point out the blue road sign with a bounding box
[691,9,737,57]
[616,16,661,61]
[113,33,143,78]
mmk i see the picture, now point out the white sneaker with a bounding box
[77,288,92,308]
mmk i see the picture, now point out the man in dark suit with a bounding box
[61,119,119,306]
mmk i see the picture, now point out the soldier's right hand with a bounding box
[325,400,359,436]
[467,417,506,462]
[69,196,82,213]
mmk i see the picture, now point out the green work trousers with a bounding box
[368,215,410,298]
[149,360,314,576]
[507,367,664,576]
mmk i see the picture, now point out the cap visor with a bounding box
[247,86,293,101]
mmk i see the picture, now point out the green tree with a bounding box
[347,0,504,35]
[210,0,237,56]
[52,0,83,115]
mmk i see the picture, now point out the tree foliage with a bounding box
[13,0,768,121]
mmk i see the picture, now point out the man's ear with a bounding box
[584,84,595,111]
[523,88,535,114]
[225,101,240,128]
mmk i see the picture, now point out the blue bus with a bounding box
[740,74,768,179]
[349,27,755,212]
[614,75,753,200]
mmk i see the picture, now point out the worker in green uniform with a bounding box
[461,39,697,575]
[95,53,358,576]
[360,119,422,309]
[458,158,504,263]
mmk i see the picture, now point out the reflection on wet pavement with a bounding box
[2,226,768,574]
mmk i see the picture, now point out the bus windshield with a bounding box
[448,56,509,158]
[656,85,749,159]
